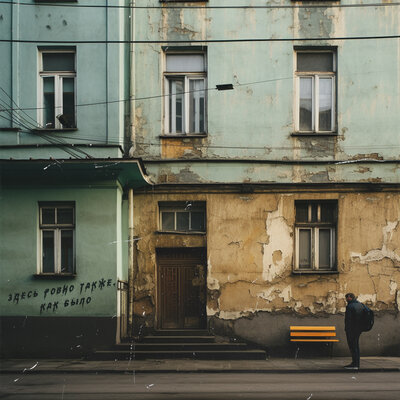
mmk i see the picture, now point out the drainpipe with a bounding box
[128,188,138,337]
[11,1,20,143]
[127,0,137,338]
[105,0,109,144]
[129,0,136,156]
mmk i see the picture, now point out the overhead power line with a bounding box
[3,120,394,153]
[0,112,91,159]
[1,35,399,45]
[0,77,293,113]
[3,125,399,153]
[57,135,400,151]
[2,1,400,10]
[1,63,398,114]
[0,88,94,159]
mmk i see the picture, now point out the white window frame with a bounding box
[294,202,337,272]
[159,202,206,232]
[295,51,336,133]
[164,53,207,135]
[39,204,75,275]
[38,50,76,129]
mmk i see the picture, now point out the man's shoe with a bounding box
[344,364,359,370]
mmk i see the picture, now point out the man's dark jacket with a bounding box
[345,299,365,334]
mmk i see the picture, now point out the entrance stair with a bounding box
[90,330,267,360]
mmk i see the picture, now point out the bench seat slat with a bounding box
[291,339,339,342]
[290,325,339,347]
[290,326,336,331]
[291,332,336,337]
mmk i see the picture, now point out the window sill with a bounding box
[291,132,338,137]
[0,127,21,132]
[156,230,206,235]
[32,128,78,133]
[160,134,207,139]
[35,1,77,3]
[160,1,208,3]
[292,270,338,275]
[34,273,76,279]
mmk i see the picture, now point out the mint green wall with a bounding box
[0,184,124,317]
[132,1,400,184]
[0,1,130,158]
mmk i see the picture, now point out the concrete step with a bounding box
[108,342,249,352]
[151,329,210,336]
[135,335,216,344]
[91,330,267,361]
[90,349,267,360]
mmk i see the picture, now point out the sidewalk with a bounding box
[1,357,400,374]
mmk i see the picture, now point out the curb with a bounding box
[1,368,399,374]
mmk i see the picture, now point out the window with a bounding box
[39,203,75,274]
[39,49,76,129]
[295,201,337,272]
[164,53,207,135]
[295,50,336,133]
[159,201,206,232]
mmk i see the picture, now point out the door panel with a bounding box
[160,266,179,329]
[157,248,206,329]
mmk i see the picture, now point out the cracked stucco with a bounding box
[132,192,400,326]
[262,196,293,282]
[350,221,400,264]
[207,256,219,291]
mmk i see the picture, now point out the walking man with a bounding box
[344,293,364,370]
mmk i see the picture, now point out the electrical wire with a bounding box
[1,35,399,45]
[1,68,396,114]
[0,99,36,131]
[0,87,44,129]
[0,85,219,112]
[6,127,399,153]
[2,1,400,10]
[0,116,85,159]
[2,93,399,154]
[0,77,293,113]
[0,105,93,159]
[0,88,95,158]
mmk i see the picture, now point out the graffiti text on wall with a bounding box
[7,278,115,314]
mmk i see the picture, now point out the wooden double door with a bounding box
[157,248,206,329]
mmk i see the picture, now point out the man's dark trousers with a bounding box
[346,330,361,367]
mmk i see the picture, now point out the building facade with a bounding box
[0,0,151,357]
[128,0,400,355]
[1,0,399,358]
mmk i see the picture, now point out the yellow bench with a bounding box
[290,326,339,343]
[290,326,339,357]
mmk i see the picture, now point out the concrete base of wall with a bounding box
[209,312,400,357]
[0,316,117,358]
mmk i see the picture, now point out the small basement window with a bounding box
[159,201,206,233]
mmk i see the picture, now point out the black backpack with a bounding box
[361,303,374,332]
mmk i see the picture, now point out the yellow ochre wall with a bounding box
[132,190,400,355]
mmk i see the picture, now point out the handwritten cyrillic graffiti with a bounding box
[7,278,114,313]
[8,290,39,304]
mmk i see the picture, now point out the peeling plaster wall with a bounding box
[133,191,400,354]
[130,0,400,354]
[132,0,400,184]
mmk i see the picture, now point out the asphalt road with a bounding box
[1,371,400,400]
